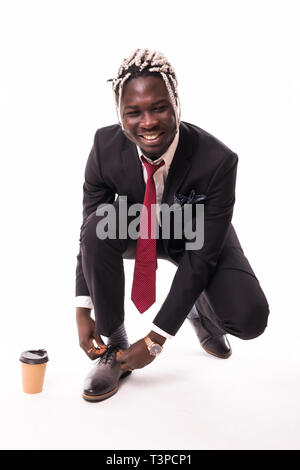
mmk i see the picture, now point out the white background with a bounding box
[0,0,299,450]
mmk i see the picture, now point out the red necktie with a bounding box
[131,156,165,313]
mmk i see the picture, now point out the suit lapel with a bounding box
[161,122,193,206]
[120,137,145,203]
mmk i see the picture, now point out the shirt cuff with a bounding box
[151,323,174,340]
[75,296,94,309]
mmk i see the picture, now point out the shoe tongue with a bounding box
[107,344,119,353]
[107,341,129,350]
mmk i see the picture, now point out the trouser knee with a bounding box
[232,303,270,340]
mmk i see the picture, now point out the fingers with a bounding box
[93,332,105,349]
[116,350,133,372]
[85,338,107,360]
[118,359,131,371]
[116,350,126,362]
[120,364,133,372]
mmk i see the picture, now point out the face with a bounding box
[120,75,177,159]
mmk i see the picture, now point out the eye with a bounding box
[126,110,140,117]
[153,106,168,113]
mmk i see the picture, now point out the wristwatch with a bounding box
[144,336,163,357]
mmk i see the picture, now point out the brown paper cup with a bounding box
[19,349,49,394]
[21,362,47,394]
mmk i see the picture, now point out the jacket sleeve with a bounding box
[153,152,238,335]
[75,130,115,296]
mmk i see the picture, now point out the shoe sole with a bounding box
[82,370,132,403]
[200,343,232,359]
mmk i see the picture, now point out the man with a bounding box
[75,49,269,402]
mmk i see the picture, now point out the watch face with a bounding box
[150,344,162,356]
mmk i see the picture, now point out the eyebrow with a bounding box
[124,99,169,110]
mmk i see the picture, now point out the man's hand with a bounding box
[116,338,155,371]
[116,331,166,371]
[76,307,107,360]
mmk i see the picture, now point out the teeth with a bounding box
[142,134,160,140]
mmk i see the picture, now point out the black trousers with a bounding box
[80,202,269,339]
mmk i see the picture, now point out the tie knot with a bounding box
[141,156,165,178]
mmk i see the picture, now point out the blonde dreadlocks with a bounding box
[108,49,181,130]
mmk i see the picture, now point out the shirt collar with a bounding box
[137,131,179,172]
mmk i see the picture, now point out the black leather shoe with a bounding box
[82,345,132,402]
[189,316,232,359]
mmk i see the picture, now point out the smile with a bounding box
[139,133,164,144]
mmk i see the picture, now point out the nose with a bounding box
[140,111,159,129]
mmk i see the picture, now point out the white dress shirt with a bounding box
[76,131,180,340]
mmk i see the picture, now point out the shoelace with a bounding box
[98,344,121,365]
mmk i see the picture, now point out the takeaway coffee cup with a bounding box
[19,349,49,394]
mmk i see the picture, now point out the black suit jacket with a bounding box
[76,121,238,335]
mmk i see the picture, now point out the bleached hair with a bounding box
[108,48,181,130]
